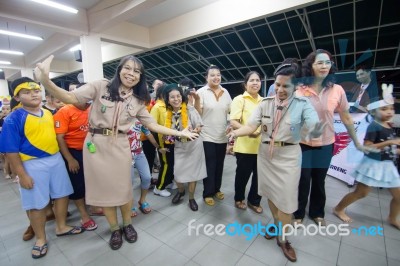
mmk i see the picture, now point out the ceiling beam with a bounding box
[296,8,316,51]
[88,0,166,33]
[24,33,78,69]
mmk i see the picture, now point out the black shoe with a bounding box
[122,224,137,243]
[188,199,198,211]
[109,229,123,250]
[172,191,185,204]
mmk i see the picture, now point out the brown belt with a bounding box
[263,141,295,147]
[89,128,124,136]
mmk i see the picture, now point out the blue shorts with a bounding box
[20,152,74,211]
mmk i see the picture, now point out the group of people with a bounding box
[227,50,399,262]
[0,48,399,263]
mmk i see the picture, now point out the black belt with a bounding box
[263,141,295,147]
[89,128,124,136]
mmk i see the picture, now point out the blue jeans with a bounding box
[132,152,151,190]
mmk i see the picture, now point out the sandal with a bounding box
[56,226,84,237]
[235,201,247,210]
[214,192,224,200]
[204,197,215,206]
[32,242,48,259]
[131,207,138,218]
[292,219,303,227]
[81,219,98,231]
[312,217,326,227]
[247,202,263,214]
[138,201,152,214]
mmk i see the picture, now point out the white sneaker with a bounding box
[166,182,178,189]
[153,188,171,197]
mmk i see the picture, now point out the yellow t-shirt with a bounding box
[230,92,262,154]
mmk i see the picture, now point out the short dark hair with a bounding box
[355,65,371,73]
[302,49,337,87]
[155,83,166,100]
[11,77,37,96]
[273,58,302,85]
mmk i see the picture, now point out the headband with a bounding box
[367,83,394,111]
[13,82,41,96]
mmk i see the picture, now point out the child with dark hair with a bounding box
[0,77,83,259]
[334,84,400,228]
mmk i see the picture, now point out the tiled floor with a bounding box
[0,155,399,265]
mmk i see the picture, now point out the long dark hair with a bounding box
[302,49,337,87]
[274,58,302,85]
[163,83,188,109]
[242,71,262,91]
[107,55,150,104]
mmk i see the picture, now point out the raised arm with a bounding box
[35,55,79,104]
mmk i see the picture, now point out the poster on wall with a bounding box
[328,113,371,185]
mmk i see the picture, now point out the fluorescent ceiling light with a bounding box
[31,0,78,14]
[0,30,43,40]
[0,61,11,65]
[0,69,3,72]
[0,50,24,55]
[69,44,81,52]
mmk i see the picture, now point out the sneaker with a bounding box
[153,187,171,197]
[81,219,98,231]
[166,182,178,189]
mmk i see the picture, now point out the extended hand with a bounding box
[355,143,380,154]
[181,127,199,140]
[189,89,200,101]
[158,148,169,154]
[34,55,54,83]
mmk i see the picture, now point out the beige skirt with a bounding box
[174,137,207,183]
[257,142,301,213]
[83,133,132,207]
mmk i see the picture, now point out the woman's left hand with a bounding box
[180,127,199,140]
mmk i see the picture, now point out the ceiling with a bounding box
[1,0,399,89]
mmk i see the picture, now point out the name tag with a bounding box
[262,115,270,118]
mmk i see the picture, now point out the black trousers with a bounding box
[234,153,261,206]
[156,143,174,190]
[142,139,156,174]
[294,143,334,219]
[203,141,227,198]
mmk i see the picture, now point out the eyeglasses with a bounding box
[313,60,333,67]
[123,65,142,76]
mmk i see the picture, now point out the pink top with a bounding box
[296,84,349,146]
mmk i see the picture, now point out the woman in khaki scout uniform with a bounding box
[227,59,324,262]
[34,55,198,251]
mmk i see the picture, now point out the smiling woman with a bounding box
[34,54,199,251]
[293,49,373,230]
